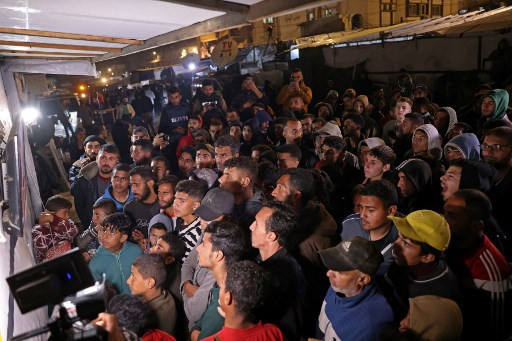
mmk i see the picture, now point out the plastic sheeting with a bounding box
[1,59,96,76]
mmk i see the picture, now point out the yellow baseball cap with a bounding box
[388,210,450,251]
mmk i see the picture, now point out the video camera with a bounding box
[7,248,110,340]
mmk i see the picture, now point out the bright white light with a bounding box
[188,63,196,70]
[80,93,86,98]
[21,107,40,124]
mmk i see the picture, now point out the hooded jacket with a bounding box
[396,158,438,213]
[240,118,268,156]
[71,161,105,227]
[444,133,481,161]
[484,89,510,120]
[439,106,458,136]
[98,184,135,212]
[357,137,385,154]
[414,124,443,160]
[458,159,497,194]
[88,241,143,294]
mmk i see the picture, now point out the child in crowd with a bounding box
[89,213,143,295]
[32,195,78,263]
[139,222,168,252]
[363,145,397,185]
[76,198,117,262]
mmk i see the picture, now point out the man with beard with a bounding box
[151,156,171,182]
[300,114,315,150]
[276,68,312,113]
[191,79,227,114]
[342,111,366,155]
[156,175,179,220]
[218,156,265,231]
[124,166,160,243]
[177,114,202,157]
[69,135,106,184]
[72,144,119,228]
[271,168,338,334]
[483,127,512,238]
[130,139,153,167]
[231,74,270,113]
[177,146,196,179]
[283,118,317,168]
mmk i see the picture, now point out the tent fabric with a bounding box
[292,6,512,50]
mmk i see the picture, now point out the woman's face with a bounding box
[353,101,364,114]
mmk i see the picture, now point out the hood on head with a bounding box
[439,107,457,136]
[415,123,442,152]
[484,89,510,119]
[243,118,261,137]
[314,102,333,116]
[458,159,496,193]
[255,110,272,125]
[357,137,385,153]
[316,122,342,137]
[397,158,432,193]
[444,133,481,161]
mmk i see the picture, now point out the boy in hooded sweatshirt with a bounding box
[480,89,511,125]
[89,212,143,295]
[411,124,445,195]
[443,133,481,163]
[433,106,457,139]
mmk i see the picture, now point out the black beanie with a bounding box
[83,135,106,147]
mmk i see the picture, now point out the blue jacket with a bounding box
[98,184,135,212]
[89,241,142,294]
[318,285,394,341]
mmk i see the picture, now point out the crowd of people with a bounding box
[32,68,512,340]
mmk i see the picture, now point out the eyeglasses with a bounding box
[98,227,119,236]
[480,143,512,152]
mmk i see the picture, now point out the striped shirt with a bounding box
[176,218,202,263]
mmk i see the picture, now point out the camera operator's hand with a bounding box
[94,313,125,341]
[82,251,91,263]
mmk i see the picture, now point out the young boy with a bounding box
[363,145,396,184]
[33,195,78,263]
[127,254,178,336]
[139,222,168,252]
[76,198,117,262]
[89,213,143,295]
[202,260,283,341]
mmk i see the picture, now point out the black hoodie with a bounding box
[397,158,439,213]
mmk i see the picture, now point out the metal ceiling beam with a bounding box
[0,27,144,45]
[247,0,340,22]
[95,13,248,61]
[0,56,91,60]
[157,0,248,14]
[0,49,99,57]
[0,40,122,53]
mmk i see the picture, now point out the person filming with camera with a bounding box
[277,68,313,114]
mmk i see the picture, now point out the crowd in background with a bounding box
[31,68,512,341]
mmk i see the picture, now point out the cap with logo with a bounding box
[388,210,450,251]
[193,187,235,221]
[318,236,384,276]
